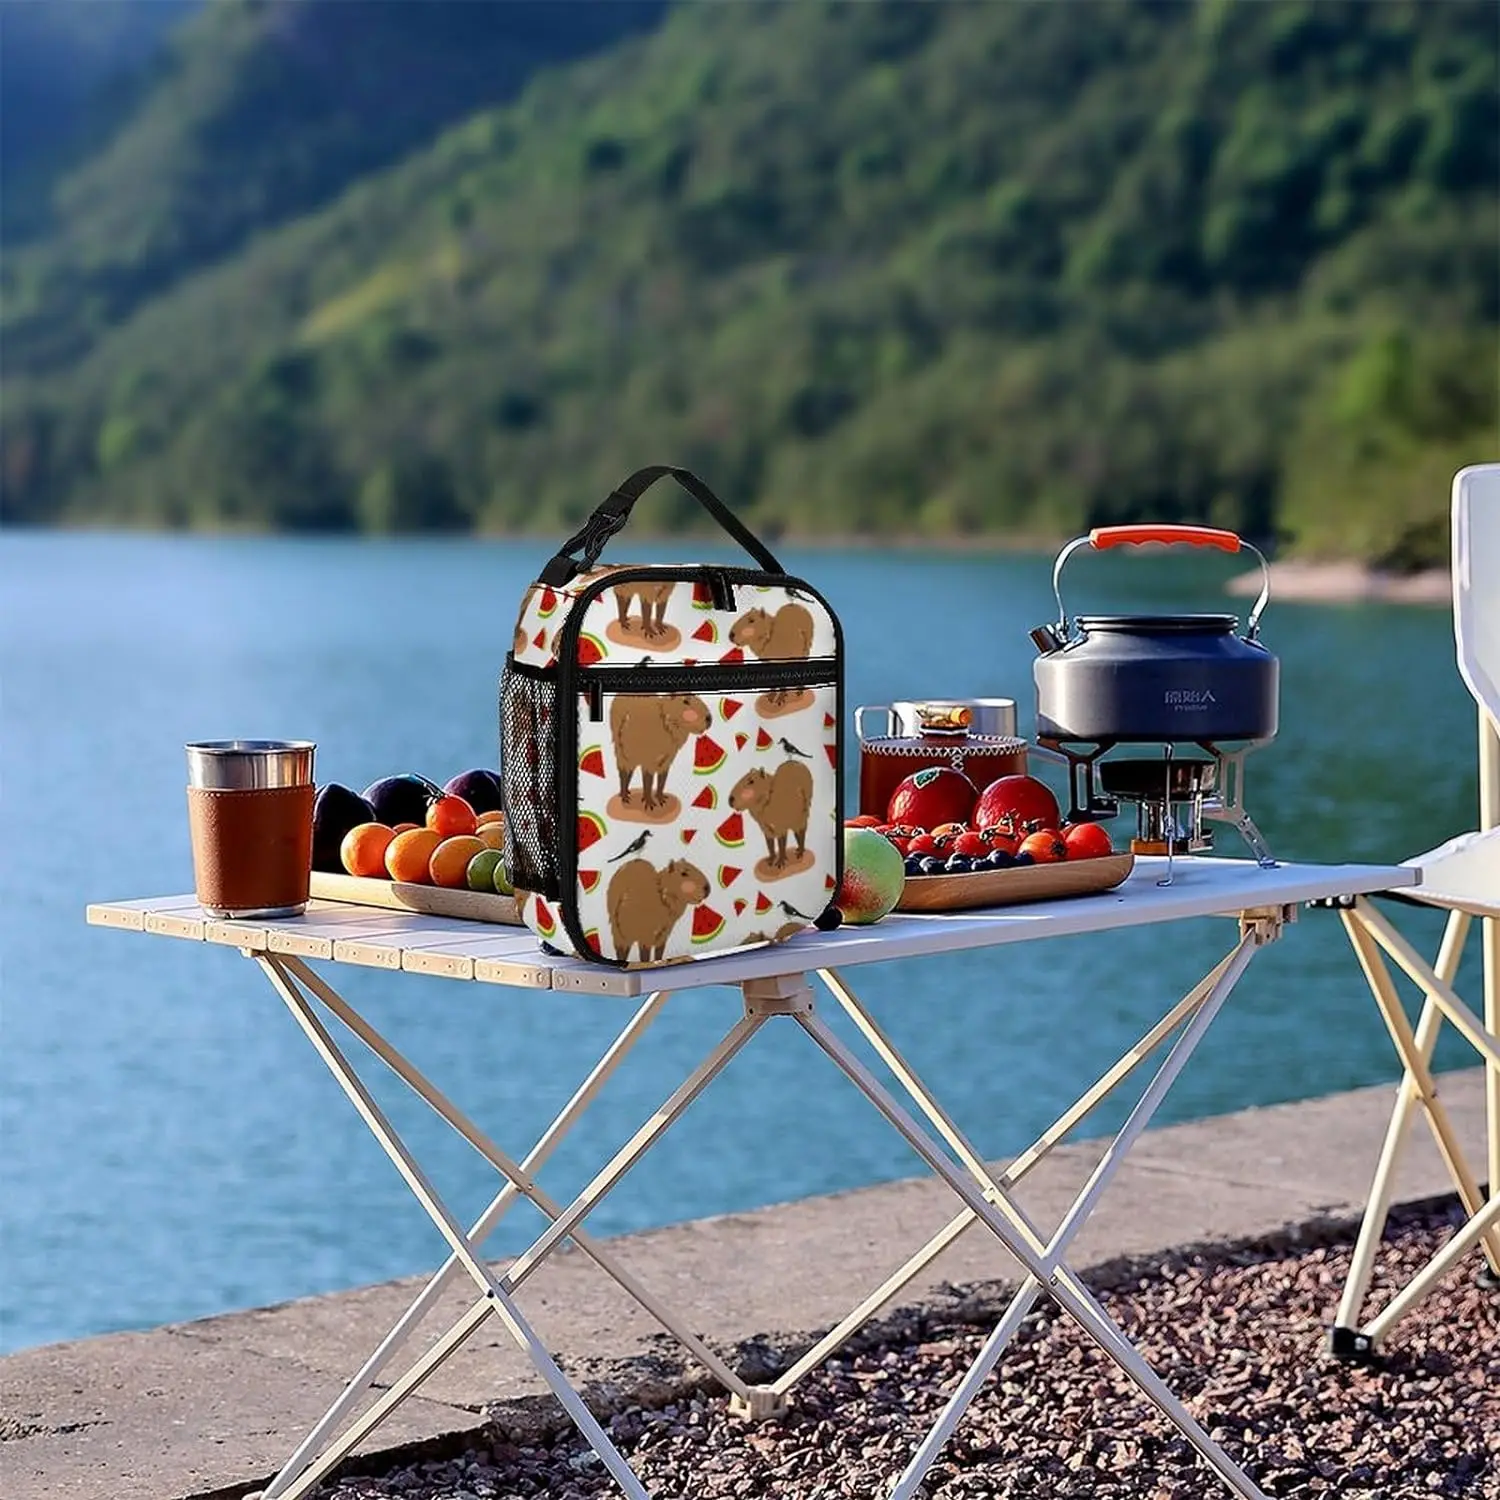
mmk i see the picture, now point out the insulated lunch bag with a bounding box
[501,467,845,967]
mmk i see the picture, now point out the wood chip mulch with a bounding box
[325,1199,1500,1499]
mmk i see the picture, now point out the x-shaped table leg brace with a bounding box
[1332,899,1500,1357]
[786,926,1272,1500]
[255,956,768,1500]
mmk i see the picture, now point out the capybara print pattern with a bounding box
[613,581,675,639]
[607,858,711,963]
[729,762,813,870]
[507,567,838,964]
[611,694,711,812]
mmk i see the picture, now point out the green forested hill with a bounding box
[4,0,1496,565]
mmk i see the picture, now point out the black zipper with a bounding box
[580,658,839,722]
[553,564,846,967]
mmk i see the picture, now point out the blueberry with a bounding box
[904,855,925,877]
[945,854,972,873]
[985,850,1016,869]
[919,856,946,876]
[1013,851,1035,866]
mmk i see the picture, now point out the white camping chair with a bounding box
[1331,463,1500,1358]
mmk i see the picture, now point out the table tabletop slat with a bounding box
[87,858,1420,996]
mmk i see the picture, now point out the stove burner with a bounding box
[1036,736,1276,870]
[1098,758,1217,800]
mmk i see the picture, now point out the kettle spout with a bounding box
[1030,623,1065,655]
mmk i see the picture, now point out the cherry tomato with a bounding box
[426,794,477,838]
[978,826,1020,854]
[847,814,884,828]
[906,833,938,856]
[953,831,989,858]
[888,836,911,856]
[1019,829,1068,864]
[1063,822,1114,859]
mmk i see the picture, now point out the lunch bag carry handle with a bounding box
[540,466,785,586]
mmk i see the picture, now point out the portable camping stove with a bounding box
[1039,737,1277,871]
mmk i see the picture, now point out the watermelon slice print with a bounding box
[719,647,746,665]
[718,865,742,887]
[825,873,837,890]
[755,727,773,750]
[579,869,601,893]
[533,629,548,650]
[733,898,747,916]
[682,828,698,843]
[691,904,726,944]
[720,698,743,720]
[754,892,773,914]
[691,620,718,644]
[576,633,605,666]
[577,811,606,852]
[533,897,557,939]
[580,745,606,778]
[716,812,745,848]
[734,733,748,751]
[583,929,602,954]
[692,785,717,810]
[825,743,839,768]
[538,586,559,618]
[824,712,836,729]
[694,735,727,774]
[691,580,715,610]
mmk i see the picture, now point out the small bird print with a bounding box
[779,738,811,758]
[607,831,653,862]
[779,899,817,922]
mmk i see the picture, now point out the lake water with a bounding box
[0,533,1482,1354]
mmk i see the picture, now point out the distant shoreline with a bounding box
[1227,560,1451,606]
[3,523,1455,605]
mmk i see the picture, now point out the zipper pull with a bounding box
[707,568,735,613]
[586,677,604,721]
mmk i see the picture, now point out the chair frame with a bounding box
[1331,466,1500,1357]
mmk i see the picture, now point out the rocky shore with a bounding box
[1227,562,1451,606]
[323,1198,1498,1500]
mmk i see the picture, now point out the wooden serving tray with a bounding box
[309,872,523,926]
[895,853,1135,913]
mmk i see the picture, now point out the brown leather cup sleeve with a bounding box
[187,784,314,912]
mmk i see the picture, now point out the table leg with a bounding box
[793,934,1270,1500]
[264,979,669,1499]
[256,957,765,1499]
[257,958,651,1500]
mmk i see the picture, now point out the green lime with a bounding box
[466,848,504,893]
[491,854,514,896]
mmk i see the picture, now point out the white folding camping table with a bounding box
[89,855,1413,1500]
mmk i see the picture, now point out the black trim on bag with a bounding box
[551,564,846,967]
[580,659,839,720]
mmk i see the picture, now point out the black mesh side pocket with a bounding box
[501,660,561,899]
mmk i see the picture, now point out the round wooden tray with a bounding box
[895,853,1135,913]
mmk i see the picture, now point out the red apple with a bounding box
[972,775,1061,834]
[887,767,978,831]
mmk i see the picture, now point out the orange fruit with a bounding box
[426,794,477,838]
[475,809,506,828]
[341,823,396,878]
[474,823,506,851]
[429,835,486,889]
[385,827,443,884]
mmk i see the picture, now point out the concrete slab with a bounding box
[0,1327,481,1500]
[0,1069,1486,1500]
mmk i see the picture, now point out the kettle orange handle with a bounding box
[1089,524,1241,553]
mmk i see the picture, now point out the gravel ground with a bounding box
[325,1200,1500,1500]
